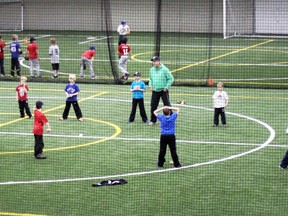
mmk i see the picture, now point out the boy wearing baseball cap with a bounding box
[33,101,51,159]
[26,37,40,80]
[79,46,96,79]
[127,71,148,124]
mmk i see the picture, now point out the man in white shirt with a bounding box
[117,20,130,45]
[212,82,229,127]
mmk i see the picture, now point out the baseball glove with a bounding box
[24,56,29,60]
[177,100,185,105]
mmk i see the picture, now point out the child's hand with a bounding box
[47,128,51,133]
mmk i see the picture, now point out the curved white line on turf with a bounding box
[0,105,275,185]
[19,58,70,76]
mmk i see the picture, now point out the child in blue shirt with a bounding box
[154,106,181,168]
[59,74,83,121]
[127,71,148,123]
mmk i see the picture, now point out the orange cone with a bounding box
[208,77,213,86]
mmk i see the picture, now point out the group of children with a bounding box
[0,34,60,80]
[8,24,231,166]
[16,73,82,159]
[15,69,230,165]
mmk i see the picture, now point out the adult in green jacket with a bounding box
[148,56,174,125]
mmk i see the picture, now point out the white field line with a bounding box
[0,131,284,148]
[5,35,51,45]
[19,56,288,67]
[0,104,275,185]
[79,36,112,44]
[19,56,288,81]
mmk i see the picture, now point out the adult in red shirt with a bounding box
[26,37,41,80]
[118,36,131,81]
[79,46,95,79]
[33,101,51,159]
[16,76,32,118]
[0,35,6,77]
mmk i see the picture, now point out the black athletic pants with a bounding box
[34,134,44,157]
[18,100,32,118]
[129,98,148,122]
[11,57,21,77]
[62,101,83,120]
[158,134,180,167]
[0,59,4,75]
[213,107,226,126]
[150,90,171,123]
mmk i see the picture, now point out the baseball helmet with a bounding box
[121,20,126,25]
[151,56,160,61]
[121,36,128,44]
[89,46,95,50]
[36,101,43,109]
[30,37,36,42]
[134,71,141,77]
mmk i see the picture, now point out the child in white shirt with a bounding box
[212,82,229,127]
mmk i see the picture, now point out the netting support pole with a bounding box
[154,0,162,57]
[223,0,227,39]
[21,0,24,31]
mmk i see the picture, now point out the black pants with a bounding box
[280,150,288,168]
[62,101,83,120]
[0,58,4,75]
[150,90,171,123]
[214,107,226,126]
[158,134,180,167]
[18,100,32,118]
[11,57,21,76]
[129,98,148,122]
[34,134,44,157]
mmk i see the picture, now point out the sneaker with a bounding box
[30,76,35,81]
[28,116,32,119]
[80,75,85,79]
[127,121,133,124]
[0,74,4,77]
[38,75,42,80]
[78,118,83,121]
[223,124,226,127]
[91,75,95,79]
[143,120,149,124]
[157,162,163,168]
[149,122,155,126]
[59,117,64,121]
[174,164,182,168]
[279,164,287,170]
[36,154,46,159]
[212,124,218,127]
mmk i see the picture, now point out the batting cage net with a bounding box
[1,0,288,216]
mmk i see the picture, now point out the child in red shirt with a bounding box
[16,76,32,118]
[26,37,40,80]
[79,46,95,79]
[33,101,51,159]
